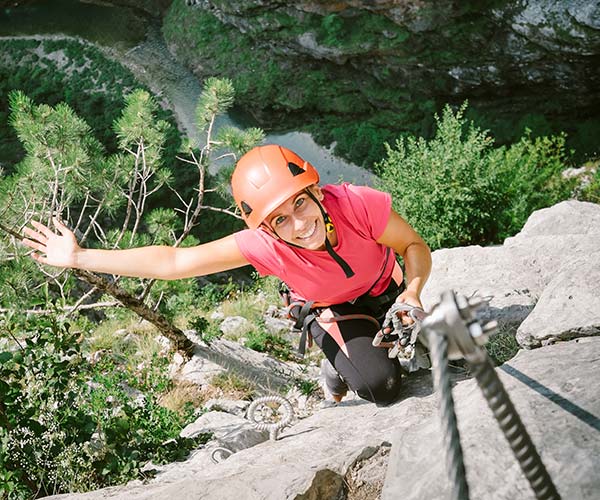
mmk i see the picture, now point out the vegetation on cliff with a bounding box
[162,1,599,168]
[0,38,180,172]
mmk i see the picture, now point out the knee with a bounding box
[354,364,403,405]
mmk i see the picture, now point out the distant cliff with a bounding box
[162,0,600,165]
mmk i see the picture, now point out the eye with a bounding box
[273,215,286,227]
[295,197,306,209]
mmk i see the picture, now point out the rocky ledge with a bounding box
[45,200,600,499]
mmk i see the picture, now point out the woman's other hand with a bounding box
[22,218,80,269]
[394,289,423,325]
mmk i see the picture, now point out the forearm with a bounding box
[402,241,432,297]
[75,245,176,279]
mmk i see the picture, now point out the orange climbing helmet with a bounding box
[231,144,320,229]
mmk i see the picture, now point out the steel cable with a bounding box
[247,395,295,441]
[429,330,470,500]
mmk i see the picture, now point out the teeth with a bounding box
[297,221,317,239]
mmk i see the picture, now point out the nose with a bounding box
[293,216,305,231]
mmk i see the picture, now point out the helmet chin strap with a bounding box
[303,189,355,279]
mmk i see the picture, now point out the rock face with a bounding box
[422,200,600,348]
[40,201,600,500]
[166,0,600,162]
[43,337,600,499]
[381,337,600,500]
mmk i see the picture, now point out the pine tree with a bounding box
[0,78,263,357]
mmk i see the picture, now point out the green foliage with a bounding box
[244,328,295,362]
[215,126,265,157]
[495,131,575,241]
[316,11,409,50]
[376,103,574,249]
[195,279,238,311]
[484,327,521,365]
[293,377,320,397]
[576,161,600,203]
[113,90,172,171]
[146,208,183,245]
[195,77,235,131]
[320,14,344,46]
[0,38,180,172]
[189,316,223,344]
[0,315,205,497]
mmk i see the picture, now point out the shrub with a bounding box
[484,326,521,365]
[376,103,573,249]
[576,160,600,204]
[244,328,295,362]
[293,377,321,397]
[494,131,575,241]
[0,314,206,497]
[189,316,223,344]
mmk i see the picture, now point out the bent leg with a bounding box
[310,303,403,405]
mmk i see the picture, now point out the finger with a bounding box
[52,217,70,236]
[400,312,415,325]
[29,252,48,265]
[23,226,48,243]
[30,220,54,238]
[22,238,46,253]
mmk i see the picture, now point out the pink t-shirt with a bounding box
[234,183,398,304]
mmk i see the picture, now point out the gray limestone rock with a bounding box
[263,315,293,336]
[382,337,600,500]
[218,316,251,336]
[188,337,309,391]
[43,338,600,500]
[202,398,250,417]
[423,201,600,348]
[507,200,600,238]
[517,253,600,348]
[179,353,225,386]
[180,411,269,452]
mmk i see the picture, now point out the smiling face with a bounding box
[265,186,328,250]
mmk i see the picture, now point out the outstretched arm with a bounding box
[22,218,250,280]
[376,209,432,308]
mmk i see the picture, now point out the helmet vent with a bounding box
[241,201,253,216]
[287,161,304,177]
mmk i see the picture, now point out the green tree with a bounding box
[0,78,263,357]
[376,103,573,250]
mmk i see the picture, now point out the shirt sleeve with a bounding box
[233,229,282,277]
[344,184,392,240]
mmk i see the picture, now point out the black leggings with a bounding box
[308,289,404,405]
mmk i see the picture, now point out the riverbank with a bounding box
[0,0,369,184]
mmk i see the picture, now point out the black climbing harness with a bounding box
[283,247,399,357]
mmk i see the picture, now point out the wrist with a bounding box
[73,247,85,269]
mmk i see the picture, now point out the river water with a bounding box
[0,0,374,185]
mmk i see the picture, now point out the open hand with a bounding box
[22,218,80,269]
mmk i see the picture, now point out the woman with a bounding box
[22,144,431,405]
